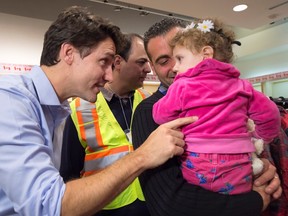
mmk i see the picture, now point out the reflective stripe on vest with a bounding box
[74,98,105,152]
[70,88,150,209]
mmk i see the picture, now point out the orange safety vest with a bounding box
[70,89,150,209]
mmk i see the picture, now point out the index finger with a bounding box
[162,116,198,130]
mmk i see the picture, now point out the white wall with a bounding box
[233,22,288,79]
[235,48,288,78]
[0,12,287,97]
[0,13,51,65]
[268,79,288,98]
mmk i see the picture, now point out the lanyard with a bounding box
[118,97,132,131]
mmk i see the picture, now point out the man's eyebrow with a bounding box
[137,58,149,62]
[105,52,115,58]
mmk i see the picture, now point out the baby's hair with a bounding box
[170,18,238,63]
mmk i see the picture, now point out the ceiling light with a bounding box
[233,4,248,12]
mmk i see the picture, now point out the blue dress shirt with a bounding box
[0,66,70,215]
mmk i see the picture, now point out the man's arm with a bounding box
[61,116,195,215]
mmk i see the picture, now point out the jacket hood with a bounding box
[174,59,240,82]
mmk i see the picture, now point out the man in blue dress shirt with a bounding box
[0,6,194,215]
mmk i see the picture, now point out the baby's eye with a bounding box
[176,56,182,62]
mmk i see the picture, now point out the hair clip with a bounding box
[232,41,241,46]
[183,22,196,31]
[184,20,214,33]
[197,20,214,33]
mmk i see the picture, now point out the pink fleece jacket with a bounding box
[153,59,280,154]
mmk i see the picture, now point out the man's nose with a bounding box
[143,61,152,73]
[104,66,113,82]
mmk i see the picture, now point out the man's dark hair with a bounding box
[117,33,143,61]
[143,18,187,59]
[40,6,125,66]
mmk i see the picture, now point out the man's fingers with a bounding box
[272,186,282,200]
[174,143,185,155]
[254,158,282,199]
[162,116,198,130]
[254,159,275,186]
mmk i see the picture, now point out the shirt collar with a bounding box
[158,83,168,95]
[28,66,70,111]
[29,66,60,106]
[100,86,135,102]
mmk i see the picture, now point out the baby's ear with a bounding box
[202,46,214,59]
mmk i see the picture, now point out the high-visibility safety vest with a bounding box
[70,89,150,210]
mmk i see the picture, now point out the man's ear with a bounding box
[61,43,74,64]
[113,55,122,69]
[202,46,214,59]
[113,54,123,70]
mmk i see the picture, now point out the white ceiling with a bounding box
[1,0,288,37]
[117,0,288,29]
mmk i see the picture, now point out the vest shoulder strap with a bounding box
[136,88,151,99]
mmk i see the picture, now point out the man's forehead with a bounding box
[129,46,148,62]
[130,37,145,52]
[94,37,116,53]
[148,40,172,62]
